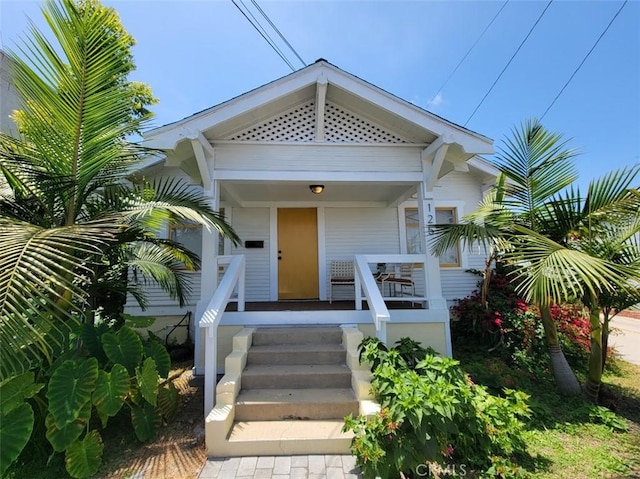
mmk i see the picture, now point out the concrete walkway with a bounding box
[610,314,640,366]
[198,454,363,479]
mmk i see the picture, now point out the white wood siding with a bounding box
[214,144,422,172]
[230,207,271,301]
[433,171,488,301]
[124,272,201,316]
[324,207,400,300]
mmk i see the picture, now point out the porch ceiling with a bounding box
[220,180,415,206]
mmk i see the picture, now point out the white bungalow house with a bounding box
[128,59,496,456]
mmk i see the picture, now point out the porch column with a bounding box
[194,179,220,375]
[417,183,452,356]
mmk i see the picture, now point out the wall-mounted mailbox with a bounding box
[244,240,264,249]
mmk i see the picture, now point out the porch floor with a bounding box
[224,300,423,312]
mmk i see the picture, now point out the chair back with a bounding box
[330,260,354,279]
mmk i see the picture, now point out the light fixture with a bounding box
[309,184,325,194]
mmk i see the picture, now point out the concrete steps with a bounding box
[206,325,380,457]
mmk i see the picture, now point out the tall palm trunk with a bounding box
[539,304,582,395]
[584,294,604,402]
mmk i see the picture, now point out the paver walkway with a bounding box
[198,454,363,479]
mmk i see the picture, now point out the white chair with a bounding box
[380,263,415,298]
[329,260,355,303]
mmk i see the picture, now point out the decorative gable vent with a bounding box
[227,99,411,143]
[324,102,409,143]
[230,100,316,142]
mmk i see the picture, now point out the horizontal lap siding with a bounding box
[215,144,421,172]
[230,208,270,301]
[433,171,487,302]
[325,207,400,300]
[124,272,201,314]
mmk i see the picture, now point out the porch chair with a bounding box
[329,260,355,304]
[380,263,415,298]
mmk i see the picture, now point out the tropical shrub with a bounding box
[0,324,178,478]
[344,337,530,478]
[452,271,591,372]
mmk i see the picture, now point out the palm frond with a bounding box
[0,219,114,380]
[504,226,639,306]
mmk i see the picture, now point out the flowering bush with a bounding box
[452,270,591,372]
[343,337,530,478]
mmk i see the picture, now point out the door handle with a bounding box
[278,256,282,260]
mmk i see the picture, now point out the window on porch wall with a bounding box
[169,207,226,260]
[404,207,460,267]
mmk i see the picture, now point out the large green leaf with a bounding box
[157,383,179,422]
[136,358,159,406]
[101,326,143,374]
[92,364,130,425]
[0,372,43,415]
[144,340,171,379]
[130,402,162,442]
[64,430,104,479]
[45,401,91,452]
[0,403,34,476]
[47,358,98,428]
[78,323,109,365]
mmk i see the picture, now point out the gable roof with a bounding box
[143,59,493,158]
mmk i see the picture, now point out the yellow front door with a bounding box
[277,208,319,300]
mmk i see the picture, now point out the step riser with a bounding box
[247,350,345,366]
[215,437,352,457]
[242,372,352,389]
[235,402,358,421]
[251,328,343,346]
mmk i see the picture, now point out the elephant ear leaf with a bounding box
[79,323,108,364]
[45,401,92,452]
[144,340,171,379]
[64,430,104,479]
[130,402,162,442]
[0,403,34,476]
[136,358,159,406]
[158,383,179,422]
[92,364,130,427]
[0,372,43,415]
[47,358,99,428]
[101,327,143,374]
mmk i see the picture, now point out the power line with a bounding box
[231,0,297,71]
[540,0,628,121]
[251,0,306,69]
[464,0,554,126]
[426,0,510,109]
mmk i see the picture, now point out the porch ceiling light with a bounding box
[309,184,325,194]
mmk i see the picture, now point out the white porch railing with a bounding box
[200,254,246,415]
[354,255,391,343]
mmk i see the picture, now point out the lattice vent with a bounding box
[324,102,408,143]
[230,100,316,141]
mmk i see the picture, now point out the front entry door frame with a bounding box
[269,206,326,301]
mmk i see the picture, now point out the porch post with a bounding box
[417,183,452,356]
[194,179,220,375]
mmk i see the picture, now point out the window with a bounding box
[169,222,202,257]
[404,207,460,267]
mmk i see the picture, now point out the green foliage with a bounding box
[64,430,104,479]
[0,403,34,477]
[0,372,43,475]
[47,358,99,428]
[344,338,530,478]
[3,324,179,478]
[586,405,628,432]
[452,270,591,373]
[144,340,171,379]
[102,327,144,375]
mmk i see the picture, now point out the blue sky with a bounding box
[1,0,638,190]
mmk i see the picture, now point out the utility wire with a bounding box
[231,0,297,71]
[464,0,554,126]
[251,0,306,68]
[237,0,296,71]
[426,0,510,109]
[540,0,628,121]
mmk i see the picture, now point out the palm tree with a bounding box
[0,0,238,381]
[432,119,583,395]
[508,168,640,401]
[432,120,640,398]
